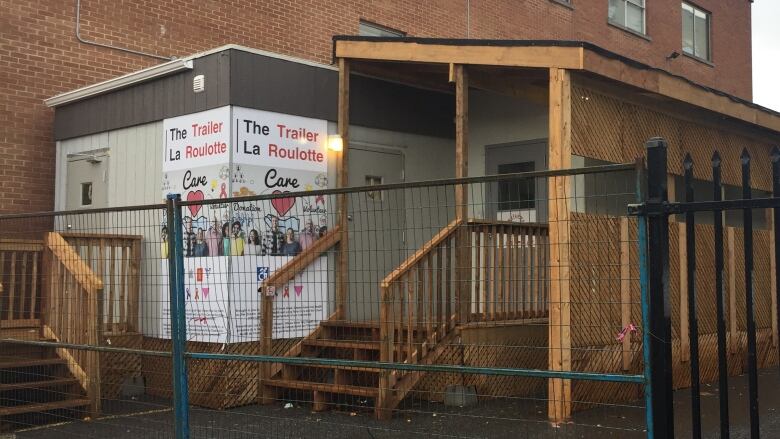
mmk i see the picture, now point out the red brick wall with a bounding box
[0,0,752,213]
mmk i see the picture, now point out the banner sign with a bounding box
[159,106,330,343]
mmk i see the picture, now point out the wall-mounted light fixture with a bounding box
[328,135,344,152]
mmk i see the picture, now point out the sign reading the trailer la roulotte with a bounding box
[159,106,331,344]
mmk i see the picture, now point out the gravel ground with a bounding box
[10,369,780,438]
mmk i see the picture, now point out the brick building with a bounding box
[1,0,754,213]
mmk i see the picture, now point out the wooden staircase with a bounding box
[259,219,550,419]
[0,334,90,431]
[261,319,455,418]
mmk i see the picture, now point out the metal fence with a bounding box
[0,160,669,438]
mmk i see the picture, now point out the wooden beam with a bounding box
[547,67,572,424]
[679,222,689,362]
[728,227,737,353]
[454,64,470,324]
[336,41,584,69]
[336,57,350,320]
[583,49,780,133]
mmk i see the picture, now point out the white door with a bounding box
[347,144,405,321]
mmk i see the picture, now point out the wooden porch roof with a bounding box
[333,37,780,135]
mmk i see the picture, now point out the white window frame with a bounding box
[681,2,711,61]
[609,0,647,35]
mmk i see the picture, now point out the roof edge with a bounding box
[45,44,336,108]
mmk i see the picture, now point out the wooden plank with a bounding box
[728,227,737,354]
[43,233,102,296]
[108,243,116,332]
[679,222,689,362]
[0,240,44,252]
[60,232,142,241]
[119,245,129,332]
[336,57,350,320]
[454,64,470,324]
[8,252,16,320]
[547,67,572,423]
[407,272,414,363]
[436,244,443,331]
[265,227,341,289]
[620,218,632,371]
[426,252,433,337]
[335,41,584,69]
[480,229,488,317]
[29,251,38,320]
[19,252,28,321]
[445,238,453,330]
[129,239,141,332]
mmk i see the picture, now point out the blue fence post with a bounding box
[166,193,190,439]
[635,157,654,439]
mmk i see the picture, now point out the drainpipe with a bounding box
[75,0,172,61]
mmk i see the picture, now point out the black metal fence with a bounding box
[630,138,780,439]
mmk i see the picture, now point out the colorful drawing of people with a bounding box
[221,222,231,256]
[230,220,245,256]
[281,228,302,256]
[183,217,196,257]
[206,217,221,256]
[160,226,169,258]
[193,228,209,257]
[246,229,262,256]
[262,216,285,256]
[298,218,318,250]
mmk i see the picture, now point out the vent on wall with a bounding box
[193,74,205,93]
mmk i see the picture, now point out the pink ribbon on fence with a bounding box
[616,323,638,342]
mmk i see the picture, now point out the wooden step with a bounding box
[0,358,66,370]
[303,339,380,350]
[0,398,90,416]
[0,378,78,392]
[285,363,381,373]
[264,379,378,398]
[321,321,380,330]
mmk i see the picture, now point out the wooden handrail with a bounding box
[0,239,43,252]
[44,233,103,295]
[60,232,143,241]
[381,219,462,288]
[262,226,341,291]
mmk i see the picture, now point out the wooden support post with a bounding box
[620,218,632,371]
[454,64,470,324]
[679,222,689,362]
[547,67,572,423]
[258,291,275,404]
[336,58,350,320]
[728,227,737,354]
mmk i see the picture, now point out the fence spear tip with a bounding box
[683,153,693,170]
[711,150,721,166]
[771,146,780,163]
[740,148,751,164]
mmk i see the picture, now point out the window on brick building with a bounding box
[358,20,405,37]
[609,0,646,35]
[682,3,711,61]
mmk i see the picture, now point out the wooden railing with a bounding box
[42,232,103,415]
[61,233,142,334]
[377,219,462,416]
[258,226,342,400]
[468,220,549,321]
[0,239,43,328]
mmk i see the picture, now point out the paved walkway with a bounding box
[12,369,780,438]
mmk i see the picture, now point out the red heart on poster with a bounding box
[271,191,295,217]
[186,190,204,217]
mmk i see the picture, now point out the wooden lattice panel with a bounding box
[100,333,143,399]
[572,85,775,191]
[411,324,547,402]
[141,337,300,409]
